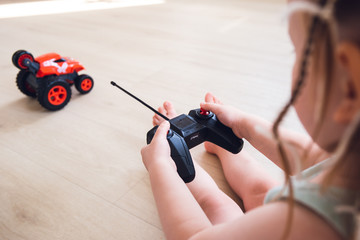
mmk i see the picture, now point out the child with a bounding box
[141,0,360,239]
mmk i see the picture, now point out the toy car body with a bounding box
[12,50,94,111]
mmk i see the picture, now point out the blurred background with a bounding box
[0,0,303,239]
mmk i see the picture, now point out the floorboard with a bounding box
[0,0,304,239]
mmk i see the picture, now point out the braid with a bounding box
[275,0,360,238]
[273,0,327,134]
[273,0,328,238]
[273,0,327,184]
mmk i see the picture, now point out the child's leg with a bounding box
[204,142,280,210]
[203,93,280,210]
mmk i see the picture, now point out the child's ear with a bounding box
[334,42,360,124]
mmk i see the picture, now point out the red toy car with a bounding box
[12,50,94,111]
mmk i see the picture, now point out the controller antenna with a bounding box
[110,81,170,121]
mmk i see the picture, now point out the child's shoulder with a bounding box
[263,159,357,240]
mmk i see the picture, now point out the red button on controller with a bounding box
[200,108,210,116]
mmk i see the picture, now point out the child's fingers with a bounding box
[153,120,170,141]
[200,102,222,115]
[204,92,223,104]
[205,92,216,103]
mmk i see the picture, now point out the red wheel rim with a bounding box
[48,86,67,105]
[18,54,33,69]
[81,78,92,91]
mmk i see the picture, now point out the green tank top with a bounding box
[264,160,359,239]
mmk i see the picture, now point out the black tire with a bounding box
[12,50,34,70]
[16,70,37,98]
[75,74,94,94]
[12,50,25,66]
[37,78,72,111]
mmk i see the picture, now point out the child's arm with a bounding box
[189,201,340,240]
[200,102,328,173]
[141,121,212,239]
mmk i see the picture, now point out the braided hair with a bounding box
[273,0,330,238]
[277,0,360,238]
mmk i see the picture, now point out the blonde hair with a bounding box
[273,0,360,238]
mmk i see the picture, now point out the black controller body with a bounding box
[146,108,244,183]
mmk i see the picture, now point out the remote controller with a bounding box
[111,81,244,183]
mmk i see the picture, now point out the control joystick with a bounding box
[195,108,214,119]
[111,81,244,183]
[147,108,243,182]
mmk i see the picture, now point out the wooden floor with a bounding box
[0,0,305,239]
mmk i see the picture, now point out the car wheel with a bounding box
[75,74,94,94]
[12,50,34,70]
[37,79,72,111]
[16,70,37,98]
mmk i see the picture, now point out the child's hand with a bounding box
[141,121,176,172]
[200,93,250,139]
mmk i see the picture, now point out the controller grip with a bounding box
[206,122,244,154]
[188,109,244,154]
[147,126,196,183]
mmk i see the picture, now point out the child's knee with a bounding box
[247,178,276,196]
